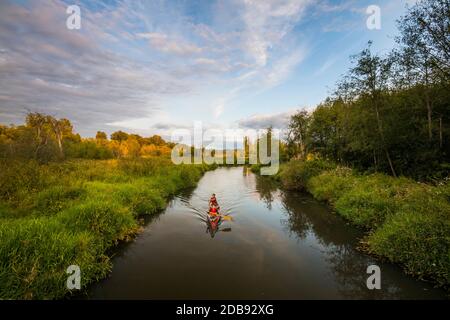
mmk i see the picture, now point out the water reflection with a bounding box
[205,215,232,238]
[87,168,446,300]
[251,174,445,299]
[253,172,279,210]
[273,181,439,299]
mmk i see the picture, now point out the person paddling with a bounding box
[209,204,219,216]
[209,193,220,211]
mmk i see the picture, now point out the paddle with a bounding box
[208,210,233,221]
[220,215,233,221]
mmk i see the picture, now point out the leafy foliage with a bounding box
[286,0,450,180]
[0,114,174,163]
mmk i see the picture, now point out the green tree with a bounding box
[337,42,397,177]
[308,100,347,162]
[243,136,249,163]
[287,109,310,160]
[394,0,450,142]
[146,135,165,146]
[111,130,129,142]
[48,117,73,158]
[96,131,107,140]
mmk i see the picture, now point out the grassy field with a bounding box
[0,158,213,299]
[255,160,450,289]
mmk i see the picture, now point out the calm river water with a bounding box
[87,167,446,299]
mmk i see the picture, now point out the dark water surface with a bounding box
[87,167,446,299]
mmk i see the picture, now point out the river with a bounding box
[87,167,446,299]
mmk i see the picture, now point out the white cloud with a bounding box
[315,57,337,76]
[263,48,307,87]
[316,0,358,13]
[136,32,203,55]
[238,109,298,130]
[241,0,310,66]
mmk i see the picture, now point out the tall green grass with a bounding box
[280,159,336,191]
[0,158,211,299]
[279,160,450,288]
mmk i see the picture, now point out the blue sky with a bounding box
[0,0,416,137]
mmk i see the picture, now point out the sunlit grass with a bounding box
[0,158,212,299]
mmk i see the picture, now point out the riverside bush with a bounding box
[307,166,354,204]
[0,218,107,299]
[281,159,335,190]
[367,184,450,286]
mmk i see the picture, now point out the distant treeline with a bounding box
[0,113,174,162]
[285,0,449,180]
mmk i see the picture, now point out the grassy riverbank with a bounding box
[253,160,450,289]
[0,158,213,299]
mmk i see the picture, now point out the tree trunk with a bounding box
[385,149,397,178]
[426,93,432,141]
[373,149,378,171]
[57,135,64,158]
[9,142,14,157]
[34,126,42,159]
[51,121,64,159]
[374,100,397,177]
[425,66,432,141]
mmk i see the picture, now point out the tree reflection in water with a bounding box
[253,175,406,299]
[253,173,279,210]
[280,191,408,299]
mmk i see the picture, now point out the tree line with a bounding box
[286,0,449,179]
[0,112,173,162]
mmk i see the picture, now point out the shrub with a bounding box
[0,218,107,299]
[64,140,114,160]
[281,159,336,190]
[0,160,50,200]
[118,157,171,176]
[368,206,450,287]
[334,175,420,229]
[57,200,137,245]
[308,166,354,204]
[34,185,86,215]
[114,180,166,216]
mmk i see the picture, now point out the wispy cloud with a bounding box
[237,109,298,130]
[137,32,203,55]
[241,0,310,66]
[1,0,403,136]
[0,0,195,134]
